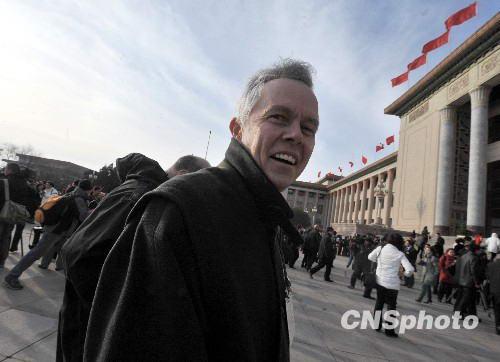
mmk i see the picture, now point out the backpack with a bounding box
[34,194,76,225]
[0,179,31,224]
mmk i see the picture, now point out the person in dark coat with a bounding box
[434,233,445,258]
[303,224,321,271]
[57,153,208,362]
[403,238,418,288]
[348,238,373,290]
[84,59,319,362]
[487,259,500,334]
[309,227,335,282]
[0,163,40,268]
[454,241,479,318]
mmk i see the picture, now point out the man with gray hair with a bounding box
[85,59,319,361]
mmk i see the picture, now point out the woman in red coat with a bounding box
[438,248,456,303]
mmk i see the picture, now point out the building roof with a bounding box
[290,180,328,192]
[385,12,500,116]
[328,151,398,190]
[15,154,94,173]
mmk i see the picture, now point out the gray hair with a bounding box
[237,58,315,125]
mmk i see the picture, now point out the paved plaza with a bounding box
[1,230,499,361]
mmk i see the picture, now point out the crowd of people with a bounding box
[282,224,500,337]
[1,58,500,361]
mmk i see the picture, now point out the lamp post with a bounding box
[304,205,318,226]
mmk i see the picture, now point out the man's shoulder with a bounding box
[127,167,240,223]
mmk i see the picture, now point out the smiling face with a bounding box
[230,78,319,191]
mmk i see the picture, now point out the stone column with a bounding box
[334,190,341,223]
[343,187,351,222]
[367,175,378,224]
[337,189,345,223]
[346,185,354,223]
[467,86,491,234]
[360,179,369,224]
[434,107,457,235]
[383,169,395,227]
[354,182,361,223]
[333,192,338,223]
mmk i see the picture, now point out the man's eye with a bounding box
[270,114,287,122]
[302,126,315,136]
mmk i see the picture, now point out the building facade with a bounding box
[283,14,500,236]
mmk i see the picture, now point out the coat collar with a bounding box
[222,138,294,228]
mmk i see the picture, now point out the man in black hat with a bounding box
[3,180,92,290]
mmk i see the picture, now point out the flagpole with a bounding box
[204,130,212,160]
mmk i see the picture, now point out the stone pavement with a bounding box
[0,228,62,362]
[289,257,499,362]
[1,231,499,361]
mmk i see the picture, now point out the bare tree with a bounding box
[1,142,41,160]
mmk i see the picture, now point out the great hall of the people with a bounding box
[282,13,500,237]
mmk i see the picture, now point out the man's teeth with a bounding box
[273,153,297,165]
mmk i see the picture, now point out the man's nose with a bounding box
[283,119,303,144]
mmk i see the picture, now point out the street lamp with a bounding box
[373,180,387,225]
[304,205,318,226]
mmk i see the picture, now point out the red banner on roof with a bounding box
[422,31,450,54]
[407,53,427,71]
[445,2,477,30]
[391,71,409,87]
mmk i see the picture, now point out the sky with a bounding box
[0,0,498,182]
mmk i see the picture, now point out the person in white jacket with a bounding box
[368,233,414,337]
[484,233,500,261]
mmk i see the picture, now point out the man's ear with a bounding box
[229,117,242,140]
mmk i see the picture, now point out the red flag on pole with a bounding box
[422,31,450,54]
[349,161,354,168]
[445,2,477,31]
[376,143,384,152]
[391,71,409,87]
[317,171,321,178]
[386,135,395,145]
[361,156,368,165]
[407,53,427,71]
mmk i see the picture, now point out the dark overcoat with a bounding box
[84,139,292,362]
[57,153,168,362]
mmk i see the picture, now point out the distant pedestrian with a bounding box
[303,224,321,270]
[0,163,39,269]
[41,181,58,204]
[484,233,499,261]
[4,180,92,290]
[368,233,414,338]
[309,227,336,282]
[453,240,479,319]
[416,244,438,303]
[437,248,456,303]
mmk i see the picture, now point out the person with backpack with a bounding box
[0,163,39,269]
[3,180,92,290]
